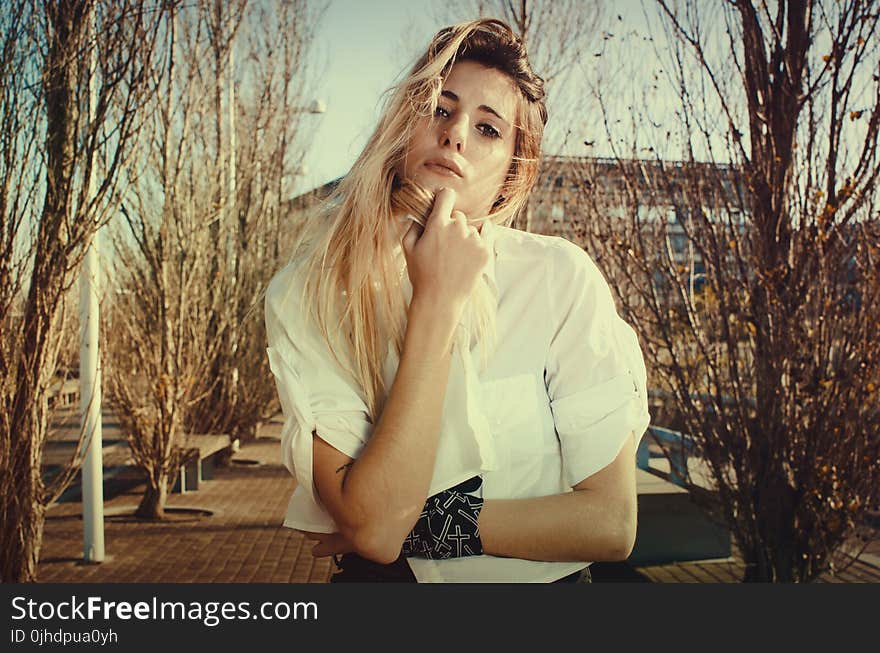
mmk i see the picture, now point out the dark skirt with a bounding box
[329,553,591,583]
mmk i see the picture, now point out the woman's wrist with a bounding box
[402,476,484,559]
[405,294,461,355]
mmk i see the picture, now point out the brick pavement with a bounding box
[603,520,880,583]
[37,422,879,584]
[38,427,334,584]
[634,553,880,583]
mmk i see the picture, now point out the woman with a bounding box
[265,19,650,582]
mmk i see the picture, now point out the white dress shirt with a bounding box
[265,219,651,583]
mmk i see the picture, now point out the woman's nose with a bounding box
[440,115,467,152]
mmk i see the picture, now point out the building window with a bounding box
[671,233,687,254]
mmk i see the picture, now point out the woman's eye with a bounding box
[435,106,500,139]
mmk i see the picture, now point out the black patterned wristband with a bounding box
[401,476,484,559]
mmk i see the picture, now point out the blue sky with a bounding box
[297,0,444,193]
[297,0,664,194]
[297,0,869,193]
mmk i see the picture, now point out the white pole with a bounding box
[228,31,239,394]
[80,2,104,563]
[228,43,236,208]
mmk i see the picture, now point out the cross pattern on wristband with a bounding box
[401,476,484,559]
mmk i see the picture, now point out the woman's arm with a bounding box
[308,435,638,563]
[310,189,491,564]
[311,299,455,563]
[477,435,638,562]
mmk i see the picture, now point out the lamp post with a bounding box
[257,99,324,200]
[281,99,326,202]
[80,1,104,565]
[303,98,327,114]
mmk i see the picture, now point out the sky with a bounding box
[296,0,664,195]
[293,0,877,197]
[295,0,444,194]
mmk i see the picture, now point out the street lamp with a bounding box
[282,99,326,200]
[254,97,325,202]
[304,98,326,114]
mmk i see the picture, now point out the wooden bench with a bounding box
[632,428,731,564]
[47,379,80,409]
[171,434,233,494]
[636,425,695,486]
[630,467,731,565]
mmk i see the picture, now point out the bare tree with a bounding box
[102,0,325,518]
[185,0,326,443]
[104,1,221,519]
[575,0,879,582]
[0,0,160,582]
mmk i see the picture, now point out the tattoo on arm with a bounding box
[335,461,354,490]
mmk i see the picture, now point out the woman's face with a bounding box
[401,60,518,219]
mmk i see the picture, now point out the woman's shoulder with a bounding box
[493,226,606,285]
[264,256,333,344]
[265,256,347,349]
[265,258,309,316]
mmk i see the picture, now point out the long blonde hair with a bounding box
[290,19,548,420]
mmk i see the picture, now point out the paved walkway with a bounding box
[39,425,333,583]
[635,549,880,583]
[37,421,879,583]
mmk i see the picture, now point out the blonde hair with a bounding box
[289,19,547,420]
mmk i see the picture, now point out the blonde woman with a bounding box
[265,19,650,583]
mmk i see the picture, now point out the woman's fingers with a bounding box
[401,219,423,258]
[425,187,457,231]
[302,531,355,557]
[450,211,480,238]
[401,185,490,310]
[450,209,468,230]
[403,188,455,259]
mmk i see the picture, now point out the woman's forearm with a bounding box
[475,435,638,563]
[338,296,460,562]
[477,489,637,563]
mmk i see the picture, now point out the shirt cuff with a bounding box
[551,371,650,487]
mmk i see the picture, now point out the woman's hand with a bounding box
[401,187,491,316]
[302,531,356,558]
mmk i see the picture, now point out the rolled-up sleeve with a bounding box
[545,240,650,488]
[265,263,374,531]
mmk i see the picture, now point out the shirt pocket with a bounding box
[480,374,545,495]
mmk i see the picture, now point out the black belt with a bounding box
[330,553,591,583]
[330,553,417,582]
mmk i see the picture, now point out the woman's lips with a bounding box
[424,162,462,178]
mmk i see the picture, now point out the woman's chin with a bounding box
[405,174,482,215]
[413,173,459,193]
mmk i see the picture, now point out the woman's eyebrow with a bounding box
[441,90,510,127]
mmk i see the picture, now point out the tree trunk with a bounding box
[743,552,773,582]
[0,469,47,582]
[0,0,83,583]
[136,472,169,520]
